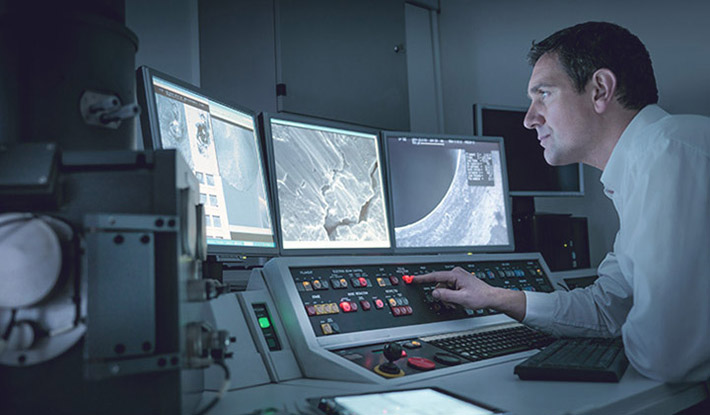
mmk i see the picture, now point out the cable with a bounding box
[193,360,231,415]
[2,308,17,341]
[0,309,17,355]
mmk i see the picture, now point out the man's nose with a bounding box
[524,104,542,130]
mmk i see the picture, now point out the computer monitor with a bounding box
[383,132,514,253]
[261,112,392,255]
[473,104,584,197]
[136,66,278,256]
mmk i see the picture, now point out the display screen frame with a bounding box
[136,65,279,257]
[383,131,515,254]
[260,111,394,256]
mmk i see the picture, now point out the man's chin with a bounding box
[543,152,574,167]
[542,150,559,166]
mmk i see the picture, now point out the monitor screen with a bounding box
[311,388,500,415]
[384,132,514,253]
[136,66,277,255]
[473,104,584,197]
[262,113,392,254]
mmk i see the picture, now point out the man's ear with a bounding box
[591,68,617,114]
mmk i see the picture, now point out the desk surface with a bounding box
[206,356,707,415]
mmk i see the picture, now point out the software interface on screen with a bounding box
[268,118,391,250]
[477,106,581,195]
[151,76,276,249]
[387,135,510,250]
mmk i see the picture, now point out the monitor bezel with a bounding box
[382,131,515,254]
[260,111,395,256]
[136,65,280,257]
[473,103,585,197]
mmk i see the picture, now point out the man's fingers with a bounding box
[413,270,459,284]
[432,287,468,305]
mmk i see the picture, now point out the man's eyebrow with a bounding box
[527,83,555,98]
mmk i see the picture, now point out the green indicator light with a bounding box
[258,317,271,329]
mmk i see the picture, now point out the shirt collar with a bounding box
[600,104,668,194]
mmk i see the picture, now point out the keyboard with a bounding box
[424,324,556,362]
[514,337,629,382]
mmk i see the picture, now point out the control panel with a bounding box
[259,252,557,384]
[292,260,552,337]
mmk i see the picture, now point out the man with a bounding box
[415,22,710,383]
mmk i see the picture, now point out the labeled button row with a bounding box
[350,277,372,288]
[376,276,400,287]
[473,269,529,280]
[339,301,358,313]
[299,279,330,292]
[305,303,340,316]
[330,278,349,289]
[307,298,393,317]
[299,276,375,292]
[387,297,410,307]
[321,322,341,335]
[391,305,413,316]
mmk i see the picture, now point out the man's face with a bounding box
[524,53,597,166]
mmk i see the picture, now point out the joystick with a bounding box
[373,342,405,378]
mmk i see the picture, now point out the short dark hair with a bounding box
[528,22,658,110]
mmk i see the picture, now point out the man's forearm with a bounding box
[489,288,526,322]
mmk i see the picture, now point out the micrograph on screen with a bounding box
[387,135,510,250]
[151,76,276,250]
[269,118,391,251]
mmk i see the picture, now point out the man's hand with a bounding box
[413,267,527,322]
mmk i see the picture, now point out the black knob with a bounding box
[383,342,403,362]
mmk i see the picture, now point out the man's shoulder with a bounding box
[642,112,710,155]
[655,112,710,130]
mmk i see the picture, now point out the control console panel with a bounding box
[291,259,552,337]
[259,253,556,384]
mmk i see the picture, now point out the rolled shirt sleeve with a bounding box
[523,251,633,338]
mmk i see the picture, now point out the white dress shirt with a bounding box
[523,105,710,382]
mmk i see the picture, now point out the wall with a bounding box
[125,0,200,148]
[126,0,200,85]
[198,0,277,114]
[406,3,444,133]
[437,0,710,266]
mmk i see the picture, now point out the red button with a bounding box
[349,301,358,312]
[306,305,316,316]
[402,275,414,284]
[340,301,352,313]
[404,306,413,315]
[407,357,435,371]
[358,277,368,287]
[374,299,385,309]
[389,276,399,285]
[360,300,371,311]
[392,306,402,316]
